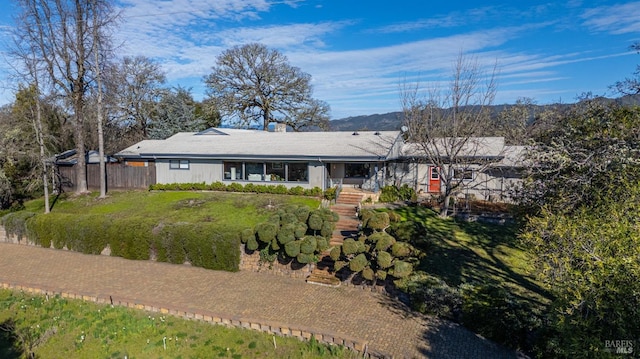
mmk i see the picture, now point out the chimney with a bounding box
[274,123,286,133]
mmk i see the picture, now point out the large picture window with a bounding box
[287,163,308,182]
[266,162,285,181]
[245,162,264,181]
[223,161,308,182]
[223,162,243,180]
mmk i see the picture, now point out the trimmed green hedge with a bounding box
[22,213,240,272]
[150,182,323,197]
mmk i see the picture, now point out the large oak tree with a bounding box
[204,43,329,131]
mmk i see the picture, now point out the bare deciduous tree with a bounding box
[105,55,167,143]
[402,54,499,217]
[12,0,117,194]
[204,43,330,131]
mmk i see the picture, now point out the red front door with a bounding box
[428,166,440,193]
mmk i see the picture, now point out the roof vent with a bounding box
[374,131,381,135]
[352,131,359,136]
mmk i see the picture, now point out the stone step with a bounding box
[306,256,340,287]
[332,207,358,217]
[336,193,364,204]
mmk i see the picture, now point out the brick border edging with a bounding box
[0,282,391,359]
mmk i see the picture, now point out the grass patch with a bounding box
[389,206,550,306]
[383,205,551,352]
[0,289,354,359]
[37,191,320,230]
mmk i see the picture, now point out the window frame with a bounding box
[453,168,474,181]
[169,160,190,170]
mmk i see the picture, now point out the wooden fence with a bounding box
[57,162,156,192]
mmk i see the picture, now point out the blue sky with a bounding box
[1,0,639,119]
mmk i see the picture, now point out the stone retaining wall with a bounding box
[239,246,314,280]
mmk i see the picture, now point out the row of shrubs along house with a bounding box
[55,124,526,202]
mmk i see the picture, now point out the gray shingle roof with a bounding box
[115,128,401,161]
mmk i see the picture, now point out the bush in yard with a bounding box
[294,206,310,223]
[255,222,278,243]
[349,253,368,272]
[284,240,300,257]
[276,223,296,244]
[379,185,400,202]
[299,236,317,254]
[240,228,255,244]
[332,209,420,285]
[288,186,305,196]
[294,222,307,238]
[323,187,337,201]
[365,212,390,232]
[307,212,324,232]
[243,204,335,265]
[1,211,35,243]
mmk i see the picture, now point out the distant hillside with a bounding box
[329,94,640,131]
[329,112,404,131]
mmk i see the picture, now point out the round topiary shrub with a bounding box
[377,251,393,269]
[316,237,329,252]
[366,212,390,231]
[296,252,315,264]
[376,270,388,281]
[284,240,301,257]
[388,211,402,223]
[241,228,255,244]
[271,239,280,251]
[299,236,318,254]
[330,246,342,261]
[392,260,413,278]
[349,253,368,272]
[359,209,376,224]
[391,241,412,257]
[374,233,396,251]
[246,237,259,251]
[294,222,308,238]
[294,206,311,223]
[362,267,375,281]
[268,213,281,225]
[342,238,360,255]
[320,221,334,238]
[307,213,324,231]
[256,222,278,243]
[277,223,296,244]
[280,212,298,225]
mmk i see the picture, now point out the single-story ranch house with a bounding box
[112,125,525,201]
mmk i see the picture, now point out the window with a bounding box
[345,163,370,178]
[223,161,309,182]
[287,163,308,182]
[245,162,264,181]
[453,168,473,180]
[223,162,243,180]
[431,167,439,179]
[169,160,189,169]
[266,162,285,181]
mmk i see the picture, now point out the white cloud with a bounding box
[581,2,640,34]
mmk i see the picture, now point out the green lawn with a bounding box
[22,190,320,230]
[389,205,551,311]
[0,290,355,359]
